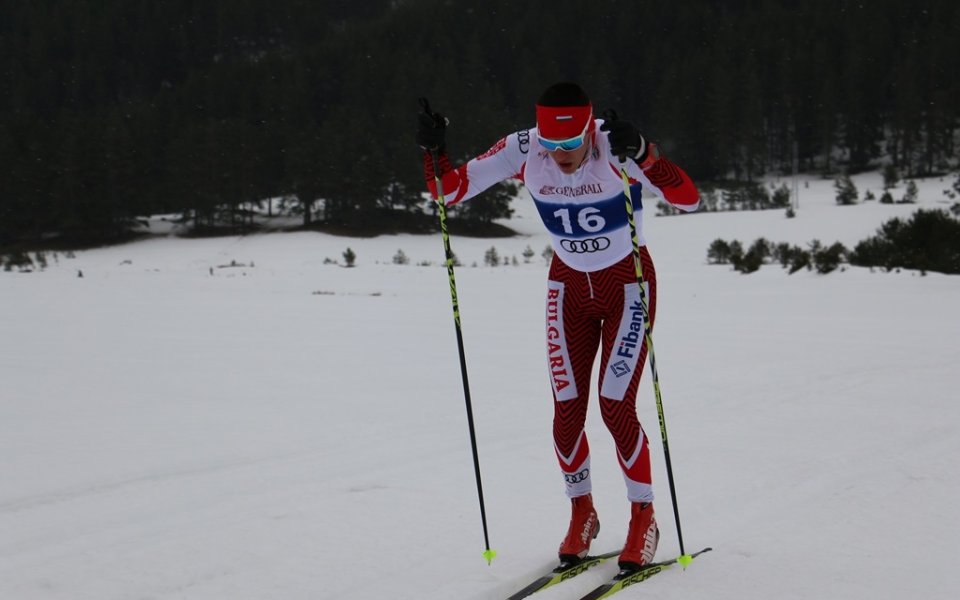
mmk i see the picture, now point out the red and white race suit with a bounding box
[424,120,699,502]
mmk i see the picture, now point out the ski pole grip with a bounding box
[419,97,449,129]
[601,109,629,164]
[418,97,432,115]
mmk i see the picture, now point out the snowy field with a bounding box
[2,173,959,599]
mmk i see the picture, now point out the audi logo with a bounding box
[564,469,590,484]
[560,237,611,253]
[517,130,530,155]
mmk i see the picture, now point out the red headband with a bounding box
[535,104,594,140]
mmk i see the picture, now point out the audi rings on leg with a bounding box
[564,468,590,484]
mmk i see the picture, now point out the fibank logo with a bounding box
[610,359,631,378]
[616,300,646,359]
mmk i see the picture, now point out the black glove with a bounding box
[417,98,448,152]
[600,109,647,163]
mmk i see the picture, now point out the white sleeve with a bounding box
[445,130,531,205]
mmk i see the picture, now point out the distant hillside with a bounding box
[2,0,958,246]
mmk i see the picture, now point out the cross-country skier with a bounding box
[416,82,699,571]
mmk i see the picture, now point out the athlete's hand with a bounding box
[600,110,648,164]
[417,98,448,152]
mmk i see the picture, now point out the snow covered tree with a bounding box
[834,173,859,205]
[707,239,733,264]
[542,245,554,265]
[342,247,356,267]
[901,180,918,204]
[813,242,848,274]
[522,245,535,263]
[882,164,900,190]
[483,246,500,267]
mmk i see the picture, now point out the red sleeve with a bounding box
[642,156,699,208]
[422,151,469,203]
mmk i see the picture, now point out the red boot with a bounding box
[558,494,600,562]
[618,502,659,570]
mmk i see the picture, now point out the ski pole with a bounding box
[419,97,496,565]
[606,110,691,567]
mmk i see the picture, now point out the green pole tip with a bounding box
[677,554,694,568]
[482,549,497,564]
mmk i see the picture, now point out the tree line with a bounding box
[707,207,960,276]
[1,0,958,247]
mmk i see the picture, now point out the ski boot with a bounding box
[618,501,659,571]
[558,493,600,565]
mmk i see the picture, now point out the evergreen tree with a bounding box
[902,180,919,204]
[834,173,859,205]
[483,246,500,267]
[343,247,356,267]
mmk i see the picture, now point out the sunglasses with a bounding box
[538,118,591,152]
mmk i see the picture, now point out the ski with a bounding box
[576,547,712,600]
[506,550,621,600]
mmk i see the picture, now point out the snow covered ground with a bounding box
[2,173,958,599]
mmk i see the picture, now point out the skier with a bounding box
[416,82,699,571]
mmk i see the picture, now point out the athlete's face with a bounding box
[548,139,590,174]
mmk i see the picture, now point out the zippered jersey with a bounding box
[427,119,700,272]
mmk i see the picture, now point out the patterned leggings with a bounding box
[545,249,657,503]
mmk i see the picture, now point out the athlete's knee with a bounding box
[598,397,639,433]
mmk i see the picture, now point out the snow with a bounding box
[1,173,958,599]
